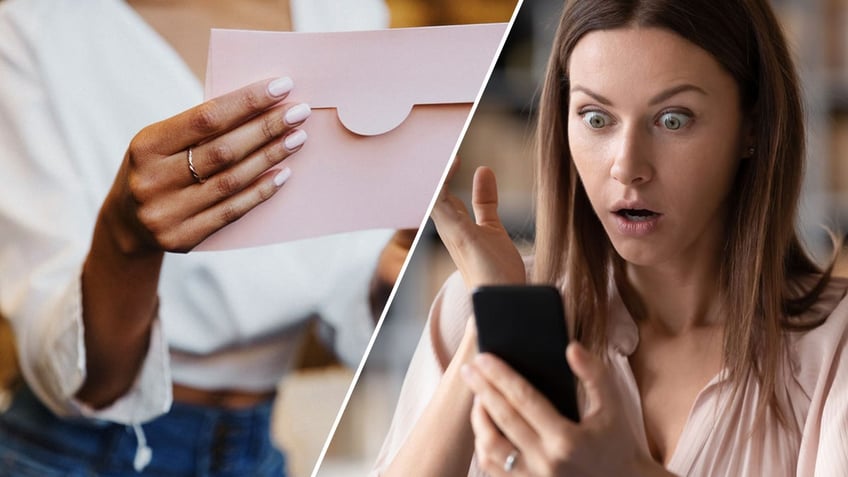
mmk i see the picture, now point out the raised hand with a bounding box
[430,161,526,289]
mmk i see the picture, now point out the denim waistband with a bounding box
[0,385,285,477]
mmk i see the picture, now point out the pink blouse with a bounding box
[372,271,848,476]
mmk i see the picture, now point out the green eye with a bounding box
[659,112,690,130]
[582,111,610,129]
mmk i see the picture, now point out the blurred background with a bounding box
[318,0,848,475]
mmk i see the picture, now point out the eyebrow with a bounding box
[570,83,708,106]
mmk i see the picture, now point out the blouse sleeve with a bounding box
[0,3,171,424]
[794,279,848,476]
[370,270,473,476]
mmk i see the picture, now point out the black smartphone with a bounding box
[472,285,580,422]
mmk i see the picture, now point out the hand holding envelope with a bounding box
[198,23,508,250]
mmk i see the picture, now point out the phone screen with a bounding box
[472,285,580,421]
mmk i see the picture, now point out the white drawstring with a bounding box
[132,423,152,472]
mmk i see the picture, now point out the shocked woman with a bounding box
[373,1,848,476]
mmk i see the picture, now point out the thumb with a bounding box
[566,341,613,416]
[471,166,501,227]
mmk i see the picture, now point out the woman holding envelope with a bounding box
[0,0,409,476]
[374,1,848,476]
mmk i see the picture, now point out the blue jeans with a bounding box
[0,386,286,476]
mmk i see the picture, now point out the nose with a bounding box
[610,125,654,186]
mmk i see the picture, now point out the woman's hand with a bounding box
[430,161,526,289]
[370,228,418,317]
[101,76,310,255]
[78,77,310,407]
[461,343,675,477]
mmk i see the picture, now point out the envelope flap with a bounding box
[206,23,508,136]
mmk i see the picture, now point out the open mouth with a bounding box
[615,209,660,222]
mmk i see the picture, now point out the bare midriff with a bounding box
[173,383,277,409]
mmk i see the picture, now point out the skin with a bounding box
[77,0,413,409]
[390,26,751,476]
[384,161,525,477]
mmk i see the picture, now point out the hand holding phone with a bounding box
[472,285,580,421]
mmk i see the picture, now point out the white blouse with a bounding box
[0,0,391,424]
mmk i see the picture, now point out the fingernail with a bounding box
[284,130,307,151]
[284,103,311,125]
[273,167,292,187]
[268,77,294,97]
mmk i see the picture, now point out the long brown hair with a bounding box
[534,0,835,421]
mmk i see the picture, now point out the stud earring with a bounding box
[747,146,756,157]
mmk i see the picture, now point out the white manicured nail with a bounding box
[273,167,292,187]
[268,77,294,97]
[284,103,311,125]
[284,130,308,151]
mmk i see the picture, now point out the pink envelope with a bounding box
[196,23,508,250]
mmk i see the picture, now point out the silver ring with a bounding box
[187,147,205,184]
[503,449,519,472]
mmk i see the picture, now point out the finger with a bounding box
[464,315,478,341]
[461,361,540,453]
[170,129,306,214]
[473,353,576,437]
[144,77,295,155]
[430,187,475,245]
[429,191,485,290]
[430,154,473,237]
[171,102,310,186]
[471,166,501,227]
[161,167,290,252]
[471,399,524,477]
[566,342,614,416]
